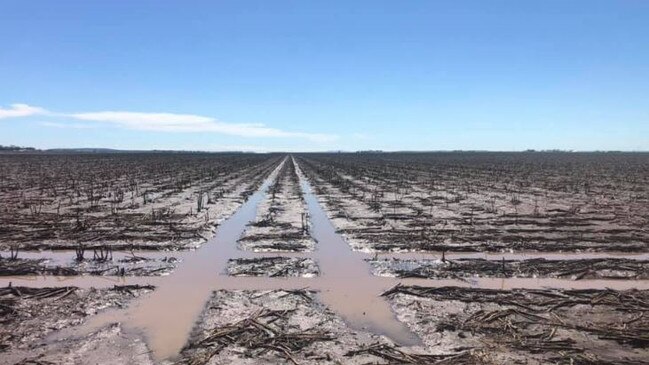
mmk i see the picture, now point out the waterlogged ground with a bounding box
[176,290,391,364]
[296,153,649,253]
[0,153,281,251]
[0,254,179,276]
[238,159,316,253]
[1,285,155,364]
[385,286,649,364]
[1,153,649,364]
[227,257,319,277]
[369,257,649,280]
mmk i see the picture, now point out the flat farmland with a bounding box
[0,152,281,251]
[1,152,648,365]
[297,152,649,253]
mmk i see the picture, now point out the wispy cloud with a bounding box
[4,103,337,143]
[39,121,97,129]
[69,111,336,142]
[0,103,47,119]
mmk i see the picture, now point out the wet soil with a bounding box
[238,158,315,253]
[385,285,649,364]
[7,323,154,365]
[0,254,178,276]
[176,289,475,365]
[0,153,282,251]
[296,153,649,253]
[369,257,649,280]
[0,157,421,363]
[227,257,318,277]
[2,153,649,365]
[1,285,154,357]
[176,289,380,364]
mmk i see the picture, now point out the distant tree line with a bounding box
[0,145,37,151]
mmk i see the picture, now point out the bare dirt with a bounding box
[227,257,318,277]
[369,257,649,280]
[9,323,155,365]
[296,152,649,253]
[0,253,178,276]
[2,152,649,365]
[1,284,155,364]
[175,289,478,365]
[0,153,281,251]
[238,158,315,252]
[384,285,649,364]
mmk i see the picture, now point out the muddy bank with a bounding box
[176,289,479,365]
[227,257,318,277]
[0,284,155,357]
[0,153,282,251]
[384,285,649,364]
[5,323,154,365]
[238,159,315,252]
[0,254,178,276]
[369,258,649,280]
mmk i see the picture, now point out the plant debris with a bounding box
[384,285,649,364]
[0,153,281,251]
[227,257,319,277]
[369,258,649,280]
[297,153,649,253]
[0,284,155,353]
[176,289,451,365]
[238,159,316,253]
[0,254,178,276]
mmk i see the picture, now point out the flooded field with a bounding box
[1,152,648,364]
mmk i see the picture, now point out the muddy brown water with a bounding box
[294,162,421,347]
[3,157,649,362]
[5,159,287,362]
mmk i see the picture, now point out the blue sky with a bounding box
[1,1,648,151]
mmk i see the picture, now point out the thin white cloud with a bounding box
[70,111,213,129]
[1,103,337,143]
[40,121,97,129]
[0,104,47,119]
[69,111,336,142]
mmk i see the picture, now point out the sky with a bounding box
[1,1,648,152]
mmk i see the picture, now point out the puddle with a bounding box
[34,158,287,361]
[3,155,649,363]
[294,160,421,346]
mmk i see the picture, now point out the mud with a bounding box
[0,284,154,361]
[6,323,154,365]
[0,254,178,276]
[176,289,472,365]
[2,153,649,365]
[0,153,282,251]
[385,285,649,364]
[238,158,315,253]
[369,257,649,280]
[227,257,318,277]
[297,153,649,253]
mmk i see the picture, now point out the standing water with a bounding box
[48,159,288,361]
[5,156,649,363]
[294,160,421,346]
